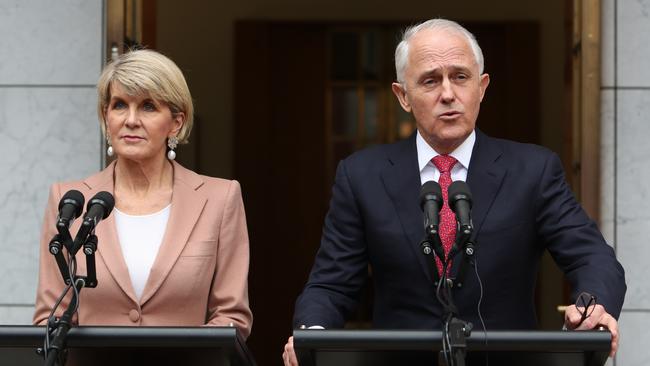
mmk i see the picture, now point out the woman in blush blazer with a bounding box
[33,49,252,338]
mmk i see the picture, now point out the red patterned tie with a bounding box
[432,155,458,275]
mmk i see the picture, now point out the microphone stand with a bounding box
[44,277,85,366]
[424,233,474,366]
[438,264,471,366]
[41,233,99,366]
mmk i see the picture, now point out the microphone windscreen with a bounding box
[87,191,115,219]
[419,180,443,209]
[448,181,473,208]
[59,190,85,218]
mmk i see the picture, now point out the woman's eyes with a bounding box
[111,100,126,110]
[142,101,157,111]
[111,100,158,111]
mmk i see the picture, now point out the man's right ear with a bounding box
[391,82,411,112]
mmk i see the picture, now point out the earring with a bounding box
[106,132,114,157]
[167,136,178,160]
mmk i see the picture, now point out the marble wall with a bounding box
[0,0,103,324]
[601,0,650,365]
[0,2,646,363]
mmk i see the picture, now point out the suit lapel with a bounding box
[87,161,139,303]
[380,134,434,282]
[381,131,507,280]
[465,130,507,240]
[139,161,207,305]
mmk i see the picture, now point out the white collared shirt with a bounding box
[416,129,476,184]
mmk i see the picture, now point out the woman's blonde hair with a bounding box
[97,49,194,143]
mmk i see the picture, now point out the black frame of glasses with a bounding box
[575,292,597,327]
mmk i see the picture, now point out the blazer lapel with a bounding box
[380,134,434,282]
[465,130,507,240]
[87,161,139,303]
[139,161,207,305]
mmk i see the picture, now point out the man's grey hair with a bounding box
[394,19,484,84]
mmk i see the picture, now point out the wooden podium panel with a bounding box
[294,329,610,366]
[0,325,255,366]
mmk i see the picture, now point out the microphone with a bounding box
[71,191,115,254]
[420,181,443,237]
[55,190,85,248]
[448,180,473,239]
[56,190,85,232]
[419,181,444,258]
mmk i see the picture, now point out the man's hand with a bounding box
[564,304,619,357]
[282,336,299,366]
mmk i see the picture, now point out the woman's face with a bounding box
[105,83,183,163]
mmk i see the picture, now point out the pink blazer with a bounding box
[33,161,252,339]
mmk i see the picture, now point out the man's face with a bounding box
[392,28,490,153]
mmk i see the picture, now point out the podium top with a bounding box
[293,330,611,366]
[293,329,611,352]
[1,325,246,348]
[0,325,256,366]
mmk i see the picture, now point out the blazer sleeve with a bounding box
[535,152,626,318]
[205,180,253,338]
[293,159,369,328]
[33,183,73,325]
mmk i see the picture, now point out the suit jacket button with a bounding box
[128,309,140,322]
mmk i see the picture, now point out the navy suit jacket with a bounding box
[294,130,626,330]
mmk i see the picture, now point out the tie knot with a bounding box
[432,155,458,173]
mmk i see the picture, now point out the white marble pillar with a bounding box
[0,0,103,324]
[601,0,650,364]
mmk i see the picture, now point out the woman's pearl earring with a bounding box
[106,132,114,157]
[167,136,178,160]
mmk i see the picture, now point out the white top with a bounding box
[114,204,171,300]
[416,129,476,184]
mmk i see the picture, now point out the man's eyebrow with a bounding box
[416,64,473,79]
[417,68,441,79]
[445,64,473,73]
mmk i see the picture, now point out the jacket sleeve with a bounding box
[293,159,369,328]
[536,152,626,318]
[205,180,253,339]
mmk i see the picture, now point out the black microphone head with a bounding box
[87,191,115,219]
[419,180,443,210]
[448,180,473,209]
[58,190,85,219]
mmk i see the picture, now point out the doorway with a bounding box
[105,1,603,364]
[233,19,545,364]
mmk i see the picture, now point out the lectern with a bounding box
[0,325,255,366]
[294,329,610,366]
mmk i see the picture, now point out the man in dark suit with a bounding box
[282,18,625,365]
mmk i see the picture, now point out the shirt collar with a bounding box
[416,129,475,172]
